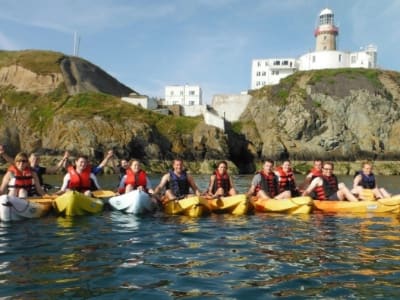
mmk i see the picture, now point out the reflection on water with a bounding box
[0,176,400,298]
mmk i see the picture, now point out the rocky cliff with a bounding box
[1,50,400,174]
[239,69,400,164]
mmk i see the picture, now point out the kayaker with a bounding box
[206,160,237,198]
[117,159,154,194]
[351,161,391,200]
[302,162,359,201]
[274,160,300,197]
[0,144,69,191]
[57,155,101,196]
[154,158,201,202]
[247,159,291,200]
[0,152,47,197]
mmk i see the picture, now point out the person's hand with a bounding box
[0,145,4,155]
[106,150,114,158]
[63,151,70,160]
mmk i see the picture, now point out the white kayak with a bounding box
[108,190,157,214]
[0,194,50,222]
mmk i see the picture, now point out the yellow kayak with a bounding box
[313,195,400,213]
[28,196,54,214]
[163,196,211,217]
[252,196,313,214]
[53,191,104,216]
[207,194,252,215]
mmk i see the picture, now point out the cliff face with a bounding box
[1,50,400,174]
[239,69,400,162]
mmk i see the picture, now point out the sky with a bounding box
[0,0,399,103]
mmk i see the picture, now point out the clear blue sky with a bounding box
[0,0,399,103]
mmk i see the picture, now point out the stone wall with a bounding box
[211,94,251,122]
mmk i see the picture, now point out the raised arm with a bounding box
[0,145,14,164]
[46,151,70,174]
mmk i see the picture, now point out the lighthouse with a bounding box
[314,8,338,51]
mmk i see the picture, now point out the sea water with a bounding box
[1,174,400,299]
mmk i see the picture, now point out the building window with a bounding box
[256,71,261,76]
[351,55,356,63]
[189,90,195,96]
[312,56,316,63]
[257,61,261,67]
[170,91,174,96]
[282,60,288,65]
[262,71,266,76]
[273,60,280,65]
[338,54,342,62]
[180,91,184,96]
[189,101,194,105]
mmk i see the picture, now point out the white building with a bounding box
[251,8,378,89]
[165,85,202,106]
[121,93,158,110]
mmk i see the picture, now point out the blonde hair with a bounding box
[14,152,28,162]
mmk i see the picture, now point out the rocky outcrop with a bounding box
[240,69,400,163]
[0,65,63,94]
[59,56,135,97]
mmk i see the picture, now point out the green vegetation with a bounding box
[1,86,40,106]
[231,121,243,134]
[308,68,383,89]
[0,50,64,74]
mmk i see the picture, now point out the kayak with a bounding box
[0,195,53,222]
[108,190,158,214]
[313,195,400,213]
[207,194,252,215]
[252,196,313,214]
[53,191,104,216]
[163,196,211,217]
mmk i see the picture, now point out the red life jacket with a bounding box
[275,166,297,193]
[67,165,92,192]
[7,165,34,194]
[119,169,148,194]
[308,167,322,179]
[211,170,231,196]
[314,175,339,200]
[255,170,278,197]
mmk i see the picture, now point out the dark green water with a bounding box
[1,175,400,299]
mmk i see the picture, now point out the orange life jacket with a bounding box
[67,165,92,192]
[211,170,231,196]
[308,167,322,179]
[7,165,35,194]
[118,169,148,194]
[255,170,278,197]
[275,166,297,193]
[314,175,339,200]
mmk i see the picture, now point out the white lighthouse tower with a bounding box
[314,8,338,51]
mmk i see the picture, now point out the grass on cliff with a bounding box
[308,68,382,88]
[0,50,64,74]
[64,92,201,135]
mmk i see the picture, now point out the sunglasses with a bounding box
[16,159,28,163]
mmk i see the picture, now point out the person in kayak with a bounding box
[206,160,237,198]
[302,162,359,201]
[274,160,300,197]
[117,159,154,194]
[247,159,291,200]
[351,161,391,200]
[0,152,47,198]
[154,158,201,202]
[57,155,101,196]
